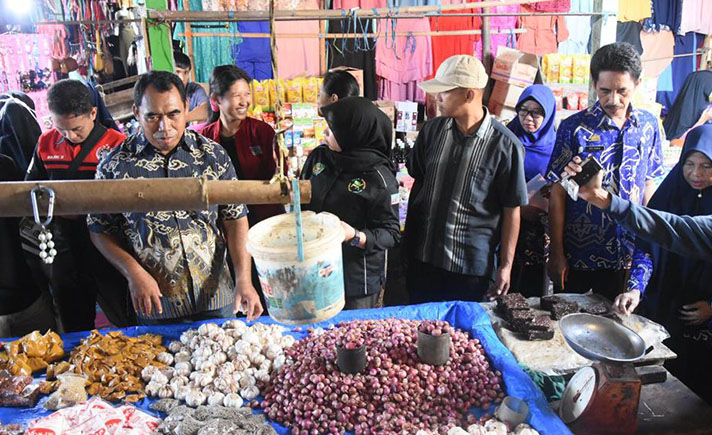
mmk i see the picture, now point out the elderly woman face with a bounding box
[683,151,712,191]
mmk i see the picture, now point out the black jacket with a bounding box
[302,145,401,298]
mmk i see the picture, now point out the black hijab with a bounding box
[320,96,395,173]
[0,91,41,174]
[663,70,712,140]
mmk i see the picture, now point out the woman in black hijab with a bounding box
[0,91,42,173]
[301,97,401,309]
[664,70,712,141]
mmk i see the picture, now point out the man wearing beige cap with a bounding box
[404,55,528,303]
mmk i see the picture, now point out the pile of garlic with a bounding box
[142,320,295,409]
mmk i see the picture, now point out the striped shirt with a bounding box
[87,129,247,320]
[405,111,528,276]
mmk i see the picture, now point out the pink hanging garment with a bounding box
[275,0,321,79]
[376,17,433,103]
[474,1,519,61]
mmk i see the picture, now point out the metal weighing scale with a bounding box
[559,314,647,434]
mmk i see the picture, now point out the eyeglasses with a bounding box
[518,108,545,120]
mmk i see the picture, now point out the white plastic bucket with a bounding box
[246,211,346,325]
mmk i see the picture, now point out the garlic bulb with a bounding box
[175,385,191,401]
[174,351,191,364]
[483,420,507,435]
[239,385,259,401]
[185,390,206,407]
[158,384,175,399]
[264,344,282,361]
[150,371,169,385]
[213,375,235,394]
[259,359,272,373]
[156,352,174,365]
[217,361,235,377]
[202,384,219,395]
[145,381,162,397]
[141,365,160,382]
[238,374,256,389]
[233,356,250,372]
[242,331,260,345]
[254,369,270,383]
[168,340,184,354]
[234,340,249,354]
[207,392,225,406]
[272,355,286,371]
[170,375,189,389]
[447,428,469,435]
[210,351,227,365]
[249,353,266,366]
[222,319,246,330]
[280,335,296,348]
[174,361,192,377]
[159,367,175,381]
[223,392,243,408]
[180,330,197,345]
[513,424,540,435]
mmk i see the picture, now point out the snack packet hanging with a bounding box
[252,79,270,111]
[559,55,573,84]
[287,79,304,104]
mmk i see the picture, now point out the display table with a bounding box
[0,302,570,435]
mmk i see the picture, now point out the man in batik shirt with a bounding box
[88,71,263,324]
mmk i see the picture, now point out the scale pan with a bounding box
[559,313,646,364]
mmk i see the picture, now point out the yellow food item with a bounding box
[572,54,590,84]
[45,330,166,402]
[559,55,573,84]
[1,330,64,376]
[302,77,319,104]
[253,79,270,110]
[287,79,304,104]
[269,79,287,110]
[542,54,561,83]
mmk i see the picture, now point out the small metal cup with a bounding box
[417,330,451,366]
[496,396,529,427]
[336,345,367,374]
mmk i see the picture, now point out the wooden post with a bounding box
[481,6,492,105]
[319,0,327,75]
[183,0,196,82]
[0,179,312,217]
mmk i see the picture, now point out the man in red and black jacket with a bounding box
[25,79,135,331]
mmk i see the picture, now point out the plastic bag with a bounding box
[44,373,88,410]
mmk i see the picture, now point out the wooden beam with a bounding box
[177,28,527,39]
[0,179,311,217]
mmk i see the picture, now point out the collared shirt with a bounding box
[87,129,247,320]
[546,102,664,271]
[186,82,208,112]
[406,110,528,277]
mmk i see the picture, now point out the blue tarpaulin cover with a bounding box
[0,302,571,434]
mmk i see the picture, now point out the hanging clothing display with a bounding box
[474,1,519,61]
[428,0,481,78]
[327,0,385,100]
[232,22,273,81]
[376,18,433,103]
[656,32,705,112]
[680,0,712,35]
[617,0,652,23]
[557,0,592,55]
[275,0,320,79]
[640,30,674,78]
[644,0,683,33]
[616,21,644,55]
[517,5,569,56]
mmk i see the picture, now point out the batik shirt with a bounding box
[87,129,248,320]
[546,102,664,271]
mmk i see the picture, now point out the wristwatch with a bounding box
[348,231,362,247]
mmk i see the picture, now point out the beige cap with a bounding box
[418,55,489,93]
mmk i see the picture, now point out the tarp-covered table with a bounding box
[0,302,571,434]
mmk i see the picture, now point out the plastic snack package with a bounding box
[252,80,269,110]
[302,77,319,103]
[287,78,304,104]
[559,55,573,84]
[44,373,88,410]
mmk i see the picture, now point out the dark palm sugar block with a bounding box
[525,315,553,331]
[581,302,608,315]
[497,293,527,311]
[551,301,579,320]
[506,308,536,322]
[540,295,564,311]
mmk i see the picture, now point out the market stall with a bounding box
[0,302,570,434]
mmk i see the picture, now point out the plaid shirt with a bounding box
[87,130,247,320]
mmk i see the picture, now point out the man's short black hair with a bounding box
[590,42,642,83]
[322,70,360,99]
[133,71,187,107]
[173,51,192,70]
[47,79,93,117]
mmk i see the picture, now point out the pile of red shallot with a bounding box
[259,319,505,435]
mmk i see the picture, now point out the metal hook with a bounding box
[31,185,55,228]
